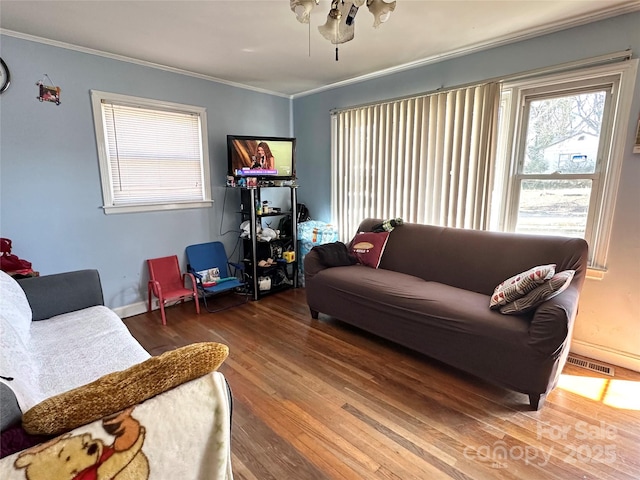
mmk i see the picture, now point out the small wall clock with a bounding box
[0,58,10,94]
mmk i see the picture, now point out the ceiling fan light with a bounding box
[290,0,319,24]
[318,1,356,44]
[367,0,396,27]
[318,12,341,42]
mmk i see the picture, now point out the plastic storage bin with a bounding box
[297,221,339,286]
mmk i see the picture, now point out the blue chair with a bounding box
[185,242,249,312]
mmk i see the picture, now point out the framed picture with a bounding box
[634,118,640,154]
[38,83,61,105]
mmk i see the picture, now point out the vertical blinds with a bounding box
[102,102,205,205]
[332,82,500,240]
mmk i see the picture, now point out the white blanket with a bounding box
[1,305,150,411]
[1,270,150,412]
[0,371,233,480]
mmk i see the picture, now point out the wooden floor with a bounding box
[124,289,640,480]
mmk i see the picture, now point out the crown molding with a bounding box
[291,2,640,98]
[2,1,638,101]
[0,28,291,99]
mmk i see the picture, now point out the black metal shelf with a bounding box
[239,186,298,300]
[240,211,292,218]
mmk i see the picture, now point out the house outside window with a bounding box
[497,60,638,271]
[91,91,212,214]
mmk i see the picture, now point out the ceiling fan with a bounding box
[290,0,397,60]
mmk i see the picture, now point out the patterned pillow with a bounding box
[349,231,390,268]
[490,264,556,309]
[22,342,229,435]
[500,270,575,315]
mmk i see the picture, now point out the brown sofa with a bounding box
[304,218,588,410]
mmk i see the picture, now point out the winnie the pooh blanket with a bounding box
[0,372,233,480]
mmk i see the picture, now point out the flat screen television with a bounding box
[227,135,296,179]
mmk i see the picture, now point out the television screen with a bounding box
[227,135,296,179]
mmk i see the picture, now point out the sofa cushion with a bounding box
[22,342,229,435]
[500,270,575,315]
[0,271,32,342]
[311,266,531,341]
[490,264,556,308]
[349,231,390,268]
[23,306,150,411]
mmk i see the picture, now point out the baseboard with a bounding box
[113,301,148,319]
[570,340,640,373]
[113,297,195,319]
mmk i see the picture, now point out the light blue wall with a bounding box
[0,35,291,309]
[293,12,640,224]
[292,11,640,367]
[1,13,639,362]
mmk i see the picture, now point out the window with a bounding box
[497,60,638,270]
[91,91,212,214]
[331,58,637,272]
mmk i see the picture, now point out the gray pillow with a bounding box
[0,382,22,431]
[500,270,575,315]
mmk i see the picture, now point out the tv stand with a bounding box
[239,185,298,300]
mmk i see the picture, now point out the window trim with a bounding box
[90,90,213,214]
[497,59,638,271]
[509,82,611,248]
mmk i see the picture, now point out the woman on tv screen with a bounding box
[251,142,275,170]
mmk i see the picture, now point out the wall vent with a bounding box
[567,354,614,376]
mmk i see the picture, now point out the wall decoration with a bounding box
[36,74,61,105]
[634,117,640,154]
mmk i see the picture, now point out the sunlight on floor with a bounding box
[557,375,607,401]
[602,379,640,410]
[558,375,640,410]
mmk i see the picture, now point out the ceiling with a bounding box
[1,1,639,97]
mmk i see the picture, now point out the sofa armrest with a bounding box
[528,285,580,356]
[0,384,22,432]
[17,270,104,321]
[303,248,328,283]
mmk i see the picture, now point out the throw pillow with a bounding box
[490,264,556,309]
[500,270,575,315]
[22,342,229,435]
[349,231,390,268]
[313,242,357,268]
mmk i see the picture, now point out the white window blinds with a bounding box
[102,102,204,205]
[331,82,501,240]
[91,90,212,214]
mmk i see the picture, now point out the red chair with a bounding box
[147,255,199,325]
